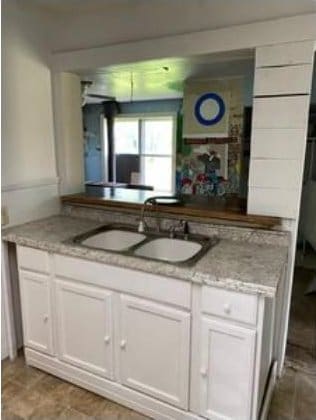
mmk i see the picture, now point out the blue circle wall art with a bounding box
[194,92,226,126]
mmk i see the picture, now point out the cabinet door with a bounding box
[200,318,256,420]
[119,295,190,409]
[19,271,53,355]
[55,279,114,380]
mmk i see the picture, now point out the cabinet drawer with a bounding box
[17,246,49,274]
[54,254,191,309]
[201,286,258,325]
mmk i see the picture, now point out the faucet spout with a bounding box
[138,195,180,233]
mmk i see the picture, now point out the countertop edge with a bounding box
[3,233,280,298]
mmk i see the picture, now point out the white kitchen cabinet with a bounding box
[199,317,256,420]
[19,270,54,355]
[119,294,190,409]
[16,246,276,420]
[55,278,114,380]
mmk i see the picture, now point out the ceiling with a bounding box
[27,0,316,18]
[79,50,254,103]
[27,0,135,13]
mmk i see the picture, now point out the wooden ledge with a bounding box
[61,190,281,230]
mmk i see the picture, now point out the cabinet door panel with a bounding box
[119,295,190,409]
[19,271,53,355]
[200,318,256,420]
[55,279,114,380]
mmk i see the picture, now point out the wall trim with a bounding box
[2,177,60,193]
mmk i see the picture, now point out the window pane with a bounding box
[114,120,139,154]
[142,119,173,155]
[142,156,172,192]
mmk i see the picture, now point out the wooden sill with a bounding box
[61,189,281,229]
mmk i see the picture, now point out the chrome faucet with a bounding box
[169,220,189,240]
[138,197,155,233]
[138,195,180,233]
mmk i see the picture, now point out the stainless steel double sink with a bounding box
[70,224,218,266]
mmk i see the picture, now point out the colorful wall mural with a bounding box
[176,78,244,197]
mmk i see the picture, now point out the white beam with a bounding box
[51,14,316,72]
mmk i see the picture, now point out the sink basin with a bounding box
[71,223,217,265]
[134,238,202,263]
[81,230,146,251]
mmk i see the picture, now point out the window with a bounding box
[114,119,139,154]
[114,115,175,192]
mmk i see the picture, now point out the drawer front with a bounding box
[201,286,258,326]
[17,246,49,274]
[54,254,191,309]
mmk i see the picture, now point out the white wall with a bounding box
[1,0,59,227]
[247,41,315,371]
[52,14,316,74]
[43,0,316,53]
[1,0,59,359]
[248,43,314,218]
[52,72,84,195]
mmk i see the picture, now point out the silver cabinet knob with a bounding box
[104,335,110,344]
[43,314,49,323]
[120,339,127,349]
[200,368,207,377]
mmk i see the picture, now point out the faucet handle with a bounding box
[179,220,189,239]
[179,220,188,231]
[183,220,189,235]
[169,225,176,238]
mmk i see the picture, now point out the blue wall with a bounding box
[83,104,104,182]
[120,98,182,114]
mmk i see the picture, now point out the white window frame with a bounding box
[114,112,177,192]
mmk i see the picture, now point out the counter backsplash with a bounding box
[62,203,290,248]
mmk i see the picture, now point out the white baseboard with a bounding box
[25,348,202,420]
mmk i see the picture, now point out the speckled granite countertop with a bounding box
[2,215,288,297]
